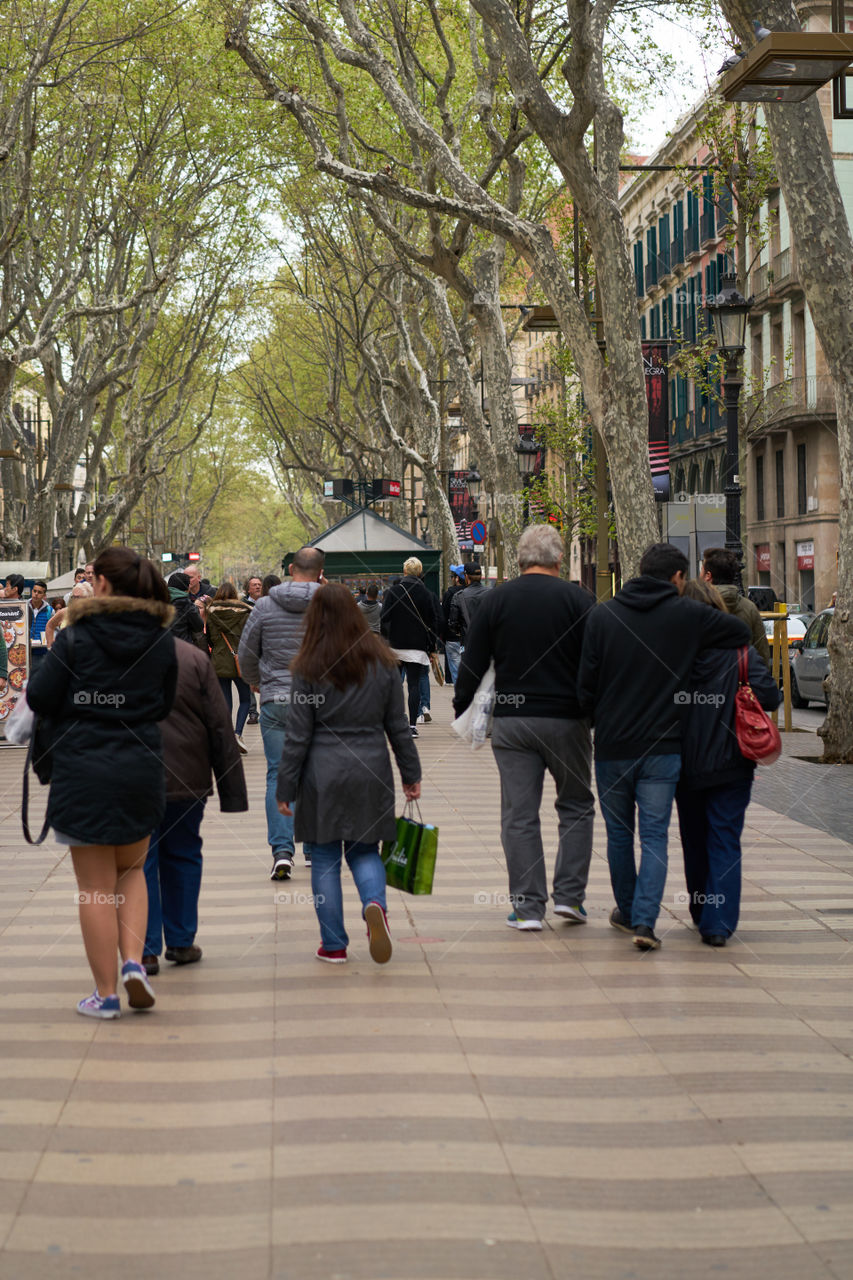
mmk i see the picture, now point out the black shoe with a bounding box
[702,934,727,948]
[142,953,160,977]
[164,944,202,965]
[304,855,311,868]
[247,711,259,725]
[632,925,661,951]
[609,907,633,935]
[270,856,293,881]
[410,725,419,737]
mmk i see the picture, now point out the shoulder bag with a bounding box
[734,646,782,766]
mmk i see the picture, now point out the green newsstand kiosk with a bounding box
[283,507,441,596]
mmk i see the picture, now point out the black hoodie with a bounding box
[576,576,749,760]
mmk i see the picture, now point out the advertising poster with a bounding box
[0,602,29,741]
[643,342,670,502]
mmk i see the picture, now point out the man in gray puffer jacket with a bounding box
[238,546,325,880]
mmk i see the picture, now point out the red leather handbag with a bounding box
[734,647,782,766]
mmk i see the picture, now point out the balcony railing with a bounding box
[685,222,700,256]
[772,246,794,288]
[745,376,836,430]
[751,262,770,297]
[645,257,658,290]
[700,210,717,244]
[670,235,685,270]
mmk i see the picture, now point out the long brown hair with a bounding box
[213,582,238,601]
[291,583,396,689]
[683,578,726,611]
[92,547,169,603]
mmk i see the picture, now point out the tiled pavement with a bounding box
[1,688,852,1280]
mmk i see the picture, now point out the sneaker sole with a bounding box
[554,907,587,924]
[122,970,156,1009]
[506,918,543,931]
[610,916,634,935]
[316,952,348,964]
[270,864,293,881]
[632,934,661,951]
[365,903,392,964]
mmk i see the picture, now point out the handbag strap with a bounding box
[21,735,50,845]
[737,645,749,686]
[403,797,424,824]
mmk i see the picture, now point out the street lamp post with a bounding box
[707,273,752,590]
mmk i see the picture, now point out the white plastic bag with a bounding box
[451,662,496,750]
[5,695,34,745]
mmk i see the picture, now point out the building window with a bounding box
[775,448,785,518]
[755,453,765,522]
[797,443,807,514]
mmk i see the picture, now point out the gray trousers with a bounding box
[491,716,594,920]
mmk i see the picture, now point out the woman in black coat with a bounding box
[27,548,177,1019]
[277,584,421,966]
[379,556,441,733]
[676,580,781,948]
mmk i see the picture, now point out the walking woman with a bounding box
[675,579,780,947]
[27,548,177,1017]
[205,582,253,752]
[276,583,421,964]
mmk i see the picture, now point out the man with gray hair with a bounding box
[453,525,595,930]
[239,545,325,879]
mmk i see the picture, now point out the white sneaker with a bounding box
[236,735,248,754]
[421,709,432,722]
[416,714,425,724]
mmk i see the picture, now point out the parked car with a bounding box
[789,608,834,708]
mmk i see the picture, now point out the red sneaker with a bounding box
[316,946,347,964]
[364,901,392,964]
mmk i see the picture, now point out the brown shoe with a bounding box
[164,945,202,965]
[142,954,160,977]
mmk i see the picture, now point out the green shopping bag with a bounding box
[381,803,438,895]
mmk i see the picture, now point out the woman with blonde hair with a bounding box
[379,556,441,736]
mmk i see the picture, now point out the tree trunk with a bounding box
[721,0,853,761]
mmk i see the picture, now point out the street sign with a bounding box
[471,520,487,544]
[161,552,173,563]
[187,551,201,562]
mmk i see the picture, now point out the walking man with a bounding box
[453,526,595,930]
[441,565,467,684]
[238,545,325,879]
[577,543,750,951]
[701,547,771,669]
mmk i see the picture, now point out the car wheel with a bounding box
[789,668,809,709]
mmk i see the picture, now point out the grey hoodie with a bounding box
[237,580,321,705]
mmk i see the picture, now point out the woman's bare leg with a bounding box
[70,845,120,997]
[115,838,151,964]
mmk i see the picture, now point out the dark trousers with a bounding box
[399,662,424,726]
[219,675,251,736]
[144,798,206,955]
[676,779,752,939]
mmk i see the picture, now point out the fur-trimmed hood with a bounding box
[66,594,174,628]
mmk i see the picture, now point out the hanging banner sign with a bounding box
[796,540,814,571]
[755,544,771,573]
[643,342,670,502]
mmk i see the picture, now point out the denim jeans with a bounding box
[144,798,206,954]
[219,676,252,736]
[445,640,461,684]
[260,700,295,858]
[305,839,387,950]
[595,754,681,930]
[676,778,752,938]
[418,666,430,714]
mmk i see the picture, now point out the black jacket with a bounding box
[161,640,248,808]
[170,594,205,648]
[679,644,781,790]
[453,573,594,719]
[441,583,465,640]
[380,576,440,652]
[26,596,178,844]
[448,581,487,642]
[576,576,750,760]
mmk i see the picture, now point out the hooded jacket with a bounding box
[576,576,750,760]
[205,599,253,679]
[237,579,321,704]
[357,599,382,634]
[26,595,178,844]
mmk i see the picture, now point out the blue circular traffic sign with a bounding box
[470,520,487,544]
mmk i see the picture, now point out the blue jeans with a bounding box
[419,666,430,714]
[260,701,294,858]
[144,798,206,954]
[219,676,252,736]
[445,640,461,684]
[676,779,752,938]
[305,840,387,950]
[595,754,681,930]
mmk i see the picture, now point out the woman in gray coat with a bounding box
[277,584,421,964]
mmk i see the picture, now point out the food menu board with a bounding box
[0,602,28,740]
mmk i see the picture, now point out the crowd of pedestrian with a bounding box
[7,529,784,1018]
